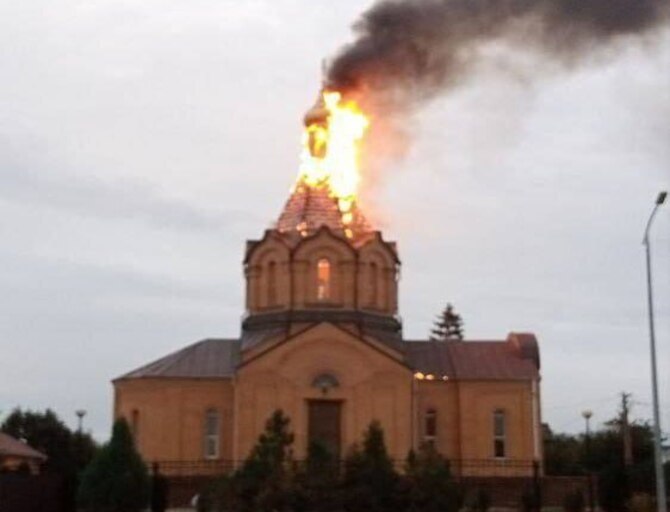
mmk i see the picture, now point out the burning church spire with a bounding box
[278,91,372,240]
[280,0,669,240]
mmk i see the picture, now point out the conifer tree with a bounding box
[295,441,340,512]
[233,410,297,512]
[405,443,462,512]
[430,303,464,341]
[77,418,149,512]
[342,421,399,512]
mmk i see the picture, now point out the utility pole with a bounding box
[620,392,633,467]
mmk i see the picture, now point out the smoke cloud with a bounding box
[326,0,669,109]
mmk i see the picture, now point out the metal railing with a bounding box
[151,458,537,478]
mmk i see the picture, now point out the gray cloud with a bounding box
[0,162,255,232]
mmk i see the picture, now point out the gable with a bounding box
[238,322,411,384]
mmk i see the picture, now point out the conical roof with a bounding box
[276,182,371,240]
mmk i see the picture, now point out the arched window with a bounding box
[267,261,277,306]
[204,409,220,460]
[493,409,506,458]
[424,408,437,447]
[369,262,379,307]
[317,258,331,300]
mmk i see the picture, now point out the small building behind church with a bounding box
[113,183,543,476]
[0,432,47,474]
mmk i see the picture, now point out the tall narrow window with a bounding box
[369,262,378,307]
[267,261,277,306]
[317,258,331,300]
[131,409,139,442]
[204,409,220,460]
[493,409,506,458]
[424,408,437,447]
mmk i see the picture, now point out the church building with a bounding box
[113,182,543,476]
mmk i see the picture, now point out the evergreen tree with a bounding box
[227,410,297,512]
[77,418,150,512]
[342,421,399,512]
[294,441,340,512]
[430,303,464,341]
[404,444,462,512]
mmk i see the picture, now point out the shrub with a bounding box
[341,421,400,512]
[627,493,654,512]
[199,410,297,512]
[77,418,149,512]
[466,488,491,512]
[519,488,537,512]
[404,444,462,512]
[563,489,585,512]
[293,441,341,512]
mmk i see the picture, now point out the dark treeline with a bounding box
[544,419,669,512]
[3,407,669,512]
[1,408,98,510]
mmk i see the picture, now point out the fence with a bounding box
[152,458,591,509]
[0,472,69,512]
[154,458,541,477]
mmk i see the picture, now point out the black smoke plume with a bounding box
[325,0,669,107]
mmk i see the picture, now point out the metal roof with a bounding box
[115,338,240,380]
[404,336,540,381]
[116,333,538,382]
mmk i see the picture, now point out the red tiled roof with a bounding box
[405,333,539,381]
[0,432,47,461]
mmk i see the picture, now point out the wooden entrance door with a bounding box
[308,400,342,459]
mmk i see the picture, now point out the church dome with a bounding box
[275,182,371,242]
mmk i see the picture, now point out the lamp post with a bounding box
[643,190,667,512]
[75,409,86,433]
[582,410,594,512]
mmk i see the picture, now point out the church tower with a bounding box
[241,183,402,351]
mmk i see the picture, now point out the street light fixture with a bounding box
[642,190,667,512]
[75,409,87,433]
[582,410,593,434]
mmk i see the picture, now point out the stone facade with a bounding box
[113,185,543,476]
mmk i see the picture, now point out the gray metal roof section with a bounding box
[116,334,538,381]
[116,338,240,380]
[240,310,403,352]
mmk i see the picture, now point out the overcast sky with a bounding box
[1,0,668,442]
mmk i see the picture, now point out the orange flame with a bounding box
[297,91,369,227]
